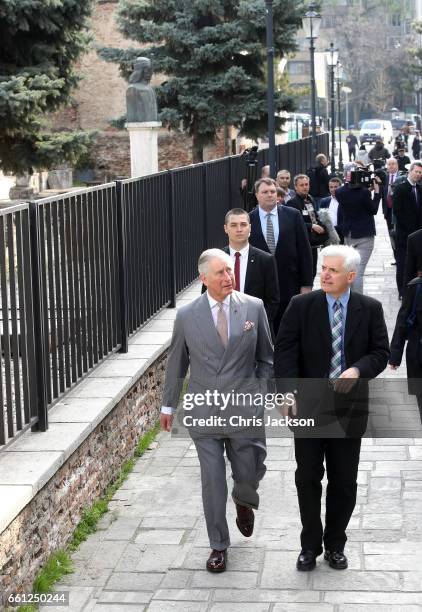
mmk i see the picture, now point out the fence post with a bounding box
[115,181,129,352]
[168,170,177,308]
[29,202,48,432]
[202,163,208,250]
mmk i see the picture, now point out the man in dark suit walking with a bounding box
[404,228,422,286]
[249,178,313,334]
[275,245,389,572]
[392,161,422,298]
[223,208,280,338]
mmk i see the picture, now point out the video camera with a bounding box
[347,162,387,189]
[241,145,259,211]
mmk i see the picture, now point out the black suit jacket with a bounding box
[274,290,389,436]
[200,245,280,336]
[393,180,422,246]
[336,183,380,238]
[404,229,422,286]
[249,205,313,308]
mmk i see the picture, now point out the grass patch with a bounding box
[16,421,161,612]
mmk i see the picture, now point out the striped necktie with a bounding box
[266,213,276,254]
[329,300,342,379]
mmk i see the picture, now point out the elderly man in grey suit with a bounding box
[160,248,273,573]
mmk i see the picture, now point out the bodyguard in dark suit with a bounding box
[249,178,313,334]
[392,161,422,298]
[201,208,280,338]
[404,228,422,286]
[275,245,389,572]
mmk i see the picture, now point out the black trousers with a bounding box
[294,437,362,553]
[396,242,406,297]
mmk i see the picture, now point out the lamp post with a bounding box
[326,43,338,174]
[303,4,322,159]
[265,0,276,178]
[336,62,344,172]
[342,86,352,131]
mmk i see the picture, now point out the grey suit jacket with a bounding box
[162,291,273,434]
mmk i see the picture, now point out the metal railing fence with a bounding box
[0,133,328,448]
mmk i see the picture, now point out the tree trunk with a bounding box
[192,133,204,164]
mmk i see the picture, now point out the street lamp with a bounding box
[326,43,338,174]
[342,86,352,131]
[336,62,344,172]
[303,3,322,159]
[265,0,276,178]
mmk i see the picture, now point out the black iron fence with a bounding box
[0,133,328,447]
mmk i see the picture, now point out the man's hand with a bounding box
[333,367,360,394]
[281,398,298,417]
[160,413,173,432]
[312,224,325,234]
[300,286,312,294]
[389,364,399,370]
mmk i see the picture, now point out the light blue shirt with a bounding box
[258,205,279,248]
[326,289,351,371]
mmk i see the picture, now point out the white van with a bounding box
[359,120,393,145]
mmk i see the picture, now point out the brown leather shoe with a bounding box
[206,549,227,572]
[235,503,255,537]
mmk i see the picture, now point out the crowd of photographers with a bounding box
[241,131,422,303]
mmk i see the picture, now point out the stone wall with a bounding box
[88,129,228,181]
[0,352,167,600]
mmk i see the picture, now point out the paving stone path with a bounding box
[49,211,422,611]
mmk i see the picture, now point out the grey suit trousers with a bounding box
[194,436,267,550]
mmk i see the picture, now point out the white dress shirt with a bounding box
[327,196,339,226]
[258,205,279,246]
[161,292,231,415]
[229,244,249,292]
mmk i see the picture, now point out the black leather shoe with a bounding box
[296,550,319,571]
[324,550,348,570]
[206,549,227,572]
[235,504,254,537]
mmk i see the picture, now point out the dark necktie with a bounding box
[234,251,241,292]
[387,174,394,208]
[414,185,420,210]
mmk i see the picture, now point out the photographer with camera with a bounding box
[240,146,262,212]
[368,139,390,164]
[335,163,382,294]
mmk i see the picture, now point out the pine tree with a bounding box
[0,0,95,175]
[99,0,303,162]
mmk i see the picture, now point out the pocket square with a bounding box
[244,320,255,331]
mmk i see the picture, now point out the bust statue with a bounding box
[126,57,158,123]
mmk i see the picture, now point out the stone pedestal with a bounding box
[126,121,162,178]
[9,174,34,200]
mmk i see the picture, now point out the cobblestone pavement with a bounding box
[50,211,422,611]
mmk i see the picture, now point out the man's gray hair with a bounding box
[320,245,361,272]
[198,248,233,276]
[410,161,422,172]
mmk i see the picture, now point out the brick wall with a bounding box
[0,352,167,599]
[88,129,228,181]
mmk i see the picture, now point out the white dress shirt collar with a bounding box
[207,293,231,309]
[229,244,249,258]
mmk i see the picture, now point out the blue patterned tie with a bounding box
[329,300,342,379]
